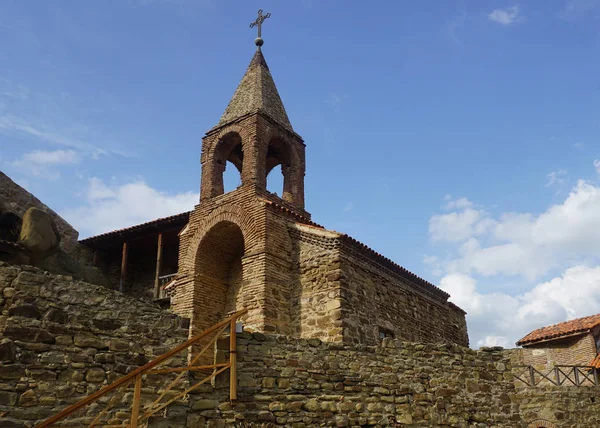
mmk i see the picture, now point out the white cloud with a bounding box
[546,169,567,187]
[488,6,521,26]
[429,180,600,280]
[62,177,199,238]
[443,197,473,210]
[440,266,600,347]
[429,200,495,243]
[12,149,80,179]
[594,159,600,174]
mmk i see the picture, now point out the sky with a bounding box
[1,0,600,349]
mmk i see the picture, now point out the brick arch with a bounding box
[262,128,303,206]
[201,123,253,200]
[528,420,558,428]
[187,205,261,268]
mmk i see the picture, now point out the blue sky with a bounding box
[1,0,600,348]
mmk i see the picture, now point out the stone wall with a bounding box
[0,262,189,427]
[339,241,468,347]
[516,386,600,428]
[0,172,79,251]
[181,334,600,427]
[289,225,343,342]
[0,263,598,427]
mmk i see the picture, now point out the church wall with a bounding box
[0,171,79,251]
[338,244,469,347]
[289,225,343,342]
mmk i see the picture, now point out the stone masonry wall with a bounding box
[339,245,468,347]
[185,334,517,427]
[0,262,189,427]
[289,225,343,342]
[0,172,79,251]
[516,385,600,428]
[0,262,598,427]
[183,334,600,427]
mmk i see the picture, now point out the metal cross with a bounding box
[249,9,271,40]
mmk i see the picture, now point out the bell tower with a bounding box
[173,10,309,337]
[199,12,306,213]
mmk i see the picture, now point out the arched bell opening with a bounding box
[211,132,244,197]
[265,136,294,203]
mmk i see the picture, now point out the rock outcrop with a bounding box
[0,171,78,251]
[0,207,109,287]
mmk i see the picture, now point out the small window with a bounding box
[379,328,394,340]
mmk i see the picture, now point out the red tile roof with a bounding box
[517,313,600,346]
[589,353,600,369]
[79,211,191,245]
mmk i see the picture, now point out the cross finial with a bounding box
[249,9,271,48]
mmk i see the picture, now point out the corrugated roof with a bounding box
[517,313,600,346]
[79,211,191,245]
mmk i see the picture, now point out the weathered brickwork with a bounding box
[0,172,79,251]
[519,333,597,368]
[0,263,189,426]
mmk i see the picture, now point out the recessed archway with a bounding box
[193,221,245,333]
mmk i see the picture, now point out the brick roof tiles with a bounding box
[517,313,600,346]
[216,49,293,132]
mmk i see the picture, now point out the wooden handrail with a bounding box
[35,308,248,428]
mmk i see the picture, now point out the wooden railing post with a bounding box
[130,374,142,427]
[229,318,237,401]
[574,367,580,386]
[529,366,536,386]
[119,241,128,293]
[153,233,163,299]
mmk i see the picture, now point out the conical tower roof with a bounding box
[216,49,293,132]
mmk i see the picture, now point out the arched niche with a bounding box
[193,220,245,332]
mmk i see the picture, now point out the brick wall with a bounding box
[520,333,597,368]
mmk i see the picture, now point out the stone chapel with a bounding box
[164,39,469,347]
